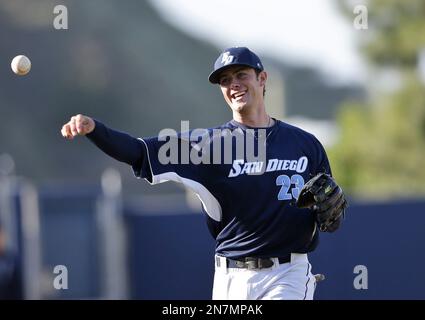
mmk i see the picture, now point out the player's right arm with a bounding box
[61,115,205,187]
[61,114,145,172]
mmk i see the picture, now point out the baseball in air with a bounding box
[11,55,31,75]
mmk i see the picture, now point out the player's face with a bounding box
[218,67,266,113]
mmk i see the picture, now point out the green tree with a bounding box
[331,0,425,198]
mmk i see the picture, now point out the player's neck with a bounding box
[232,108,272,128]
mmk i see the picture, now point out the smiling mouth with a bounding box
[231,91,247,100]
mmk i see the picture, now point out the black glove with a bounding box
[296,173,348,232]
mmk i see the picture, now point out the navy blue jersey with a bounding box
[87,119,331,259]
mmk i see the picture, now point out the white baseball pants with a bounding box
[212,253,316,300]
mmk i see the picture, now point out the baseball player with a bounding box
[61,47,347,300]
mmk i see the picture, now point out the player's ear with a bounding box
[259,71,267,86]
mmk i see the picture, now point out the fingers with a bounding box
[70,117,78,136]
[76,117,86,134]
[61,123,73,139]
[61,114,95,139]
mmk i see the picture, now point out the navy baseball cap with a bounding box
[208,47,264,84]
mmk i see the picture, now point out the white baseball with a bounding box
[11,55,31,75]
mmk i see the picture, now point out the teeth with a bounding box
[233,92,245,99]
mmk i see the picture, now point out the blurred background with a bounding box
[0,0,424,299]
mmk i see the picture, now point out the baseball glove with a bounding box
[296,173,348,232]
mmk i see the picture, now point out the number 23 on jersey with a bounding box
[276,174,305,201]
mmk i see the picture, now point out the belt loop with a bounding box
[215,256,220,267]
[215,255,228,274]
[271,257,279,270]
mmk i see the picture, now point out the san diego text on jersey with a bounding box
[228,156,308,177]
